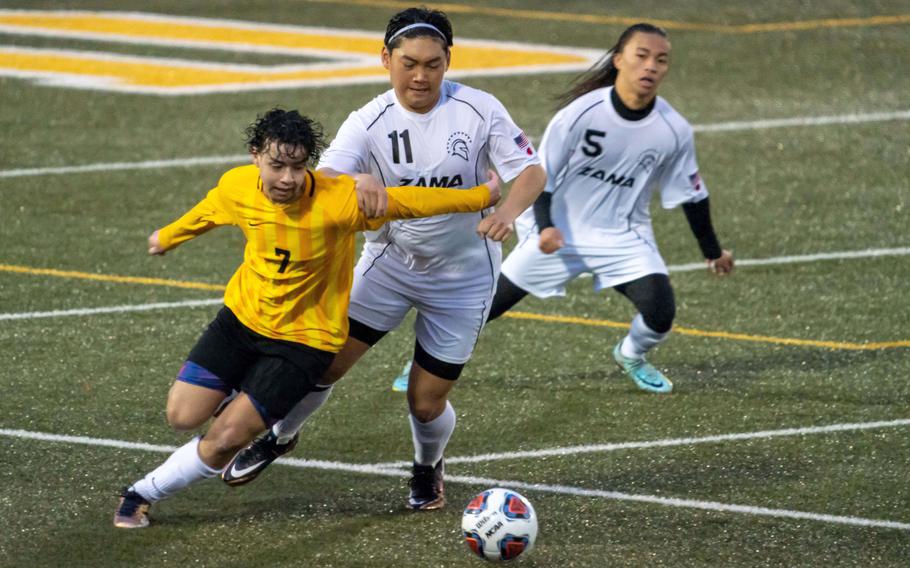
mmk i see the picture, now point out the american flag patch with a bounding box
[689,171,702,190]
[513,132,533,155]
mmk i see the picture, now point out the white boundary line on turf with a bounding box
[370,418,910,468]
[1,110,908,179]
[442,474,910,531]
[0,154,250,178]
[0,428,408,476]
[691,109,910,132]
[0,298,223,320]
[2,422,909,531]
[666,246,910,273]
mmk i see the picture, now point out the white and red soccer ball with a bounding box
[461,488,538,562]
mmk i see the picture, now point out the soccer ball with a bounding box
[461,488,538,562]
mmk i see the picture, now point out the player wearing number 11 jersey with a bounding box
[222,7,546,510]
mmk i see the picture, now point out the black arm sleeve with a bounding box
[533,191,555,232]
[682,197,723,260]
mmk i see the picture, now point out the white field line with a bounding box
[1,110,908,179]
[370,418,910,468]
[443,474,910,531]
[691,110,910,132]
[0,428,408,476]
[0,298,223,320]
[666,246,910,273]
[1,246,907,322]
[0,154,249,178]
[2,422,909,531]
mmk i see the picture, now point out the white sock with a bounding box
[129,437,221,503]
[620,314,669,359]
[272,384,334,444]
[410,400,456,466]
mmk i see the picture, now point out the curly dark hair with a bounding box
[244,108,326,165]
[384,6,453,51]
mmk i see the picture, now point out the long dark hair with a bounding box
[556,23,668,109]
[384,7,454,51]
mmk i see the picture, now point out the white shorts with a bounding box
[501,227,667,298]
[348,244,500,364]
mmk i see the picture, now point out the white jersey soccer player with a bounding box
[491,23,733,394]
[509,85,703,288]
[321,78,538,300]
[221,7,546,511]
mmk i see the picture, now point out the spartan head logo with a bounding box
[447,131,473,161]
[451,138,469,161]
[635,149,660,173]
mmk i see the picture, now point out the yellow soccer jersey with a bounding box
[156,165,490,351]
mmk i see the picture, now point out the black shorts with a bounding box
[182,307,334,422]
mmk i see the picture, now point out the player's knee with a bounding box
[487,275,528,322]
[408,395,446,423]
[642,299,675,334]
[619,274,676,334]
[166,406,207,432]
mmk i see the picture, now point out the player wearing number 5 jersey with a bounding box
[492,23,734,393]
[222,7,546,510]
[113,108,501,528]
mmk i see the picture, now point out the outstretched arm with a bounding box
[321,167,388,219]
[150,188,234,256]
[357,170,501,230]
[148,230,165,256]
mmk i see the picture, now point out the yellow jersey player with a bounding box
[114,108,500,528]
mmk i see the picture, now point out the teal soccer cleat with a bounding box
[391,361,412,392]
[612,341,673,394]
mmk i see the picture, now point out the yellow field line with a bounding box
[307,0,712,30]
[732,14,910,33]
[0,264,224,292]
[503,312,910,351]
[307,0,910,34]
[3,262,907,350]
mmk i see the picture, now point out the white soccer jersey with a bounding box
[319,80,540,274]
[514,86,707,254]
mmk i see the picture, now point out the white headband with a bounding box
[387,23,448,45]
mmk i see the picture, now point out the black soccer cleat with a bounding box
[221,431,298,486]
[408,459,446,510]
[113,487,151,529]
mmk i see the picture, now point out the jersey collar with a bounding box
[609,86,656,121]
[392,81,448,121]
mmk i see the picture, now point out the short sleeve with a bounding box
[317,111,370,174]
[659,128,709,209]
[486,97,542,182]
[538,107,578,195]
